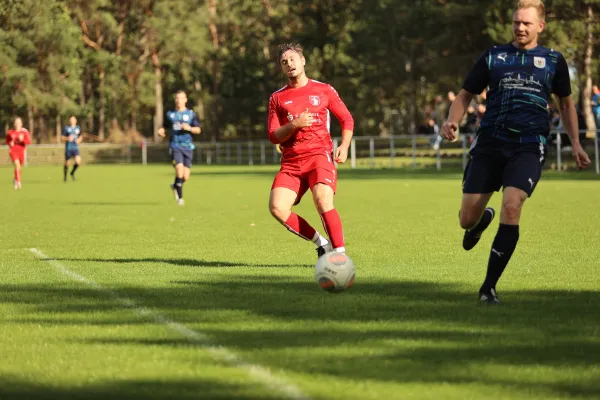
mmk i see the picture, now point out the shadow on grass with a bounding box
[52,257,312,269]
[192,166,600,181]
[1,278,599,398]
[2,279,598,329]
[0,377,273,400]
[70,201,162,206]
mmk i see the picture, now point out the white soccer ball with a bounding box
[315,251,355,293]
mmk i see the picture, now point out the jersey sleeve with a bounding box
[23,129,31,145]
[6,132,12,145]
[552,53,571,98]
[190,112,201,128]
[327,85,354,131]
[462,52,490,95]
[163,113,170,129]
[62,127,69,137]
[267,95,281,144]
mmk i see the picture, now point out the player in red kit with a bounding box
[268,43,354,258]
[6,117,31,190]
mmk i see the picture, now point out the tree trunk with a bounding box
[27,106,35,142]
[407,48,418,135]
[98,66,106,140]
[116,20,125,56]
[152,53,163,143]
[194,80,205,121]
[56,114,62,144]
[128,73,137,133]
[38,115,47,143]
[208,0,220,142]
[582,4,596,137]
[87,73,94,133]
[262,0,272,60]
[79,70,87,133]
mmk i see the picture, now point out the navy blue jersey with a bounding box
[164,109,200,150]
[463,44,571,143]
[62,125,81,150]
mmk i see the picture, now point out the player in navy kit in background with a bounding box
[158,90,201,206]
[62,116,82,182]
[441,0,591,304]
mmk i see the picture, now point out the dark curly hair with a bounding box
[277,43,304,62]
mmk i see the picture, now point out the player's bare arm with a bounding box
[557,95,591,169]
[157,127,166,137]
[335,130,353,163]
[441,89,474,141]
[326,85,354,163]
[272,109,313,143]
[76,135,83,144]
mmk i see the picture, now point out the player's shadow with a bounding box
[53,257,312,269]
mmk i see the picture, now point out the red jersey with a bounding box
[268,79,354,161]
[6,128,31,150]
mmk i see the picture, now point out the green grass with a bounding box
[1,164,599,400]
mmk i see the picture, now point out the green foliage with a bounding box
[0,0,81,125]
[1,0,599,140]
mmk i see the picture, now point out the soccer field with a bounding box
[1,165,599,400]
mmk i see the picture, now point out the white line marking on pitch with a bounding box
[29,248,309,400]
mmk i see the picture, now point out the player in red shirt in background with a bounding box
[268,43,354,258]
[6,117,31,190]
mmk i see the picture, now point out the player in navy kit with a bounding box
[158,90,201,206]
[441,0,591,304]
[62,116,82,182]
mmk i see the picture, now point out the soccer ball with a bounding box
[315,251,355,293]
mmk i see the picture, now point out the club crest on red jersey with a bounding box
[309,95,320,106]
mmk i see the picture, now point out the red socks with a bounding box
[284,212,317,241]
[283,210,345,251]
[320,209,344,249]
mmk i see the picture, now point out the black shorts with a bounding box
[65,148,80,160]
[462,137,546,197]
[171,148,193,168]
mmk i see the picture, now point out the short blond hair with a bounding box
[516,0,545,20]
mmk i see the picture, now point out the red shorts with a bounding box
[9,149,25,164]
[271,153,337,205]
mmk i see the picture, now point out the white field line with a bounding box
[29,248,309,400]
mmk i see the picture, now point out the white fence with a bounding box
[8,131,600,174]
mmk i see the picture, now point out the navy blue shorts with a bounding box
[463,137,546,197]
[171,148,193,168]
[65,148,80,160]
